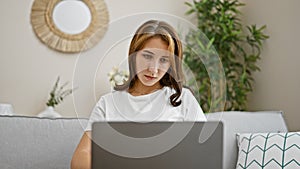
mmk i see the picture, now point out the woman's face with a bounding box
[135,37,171,87]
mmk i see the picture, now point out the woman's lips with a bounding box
[144,75,156,80]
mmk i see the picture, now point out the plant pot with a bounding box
[37,106,62,118]
[0,103,15,115]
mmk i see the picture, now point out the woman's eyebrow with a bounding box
[142,50,170,58]
[142,50,154,55]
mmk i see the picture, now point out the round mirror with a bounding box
[53,0,92,35]
[30,0,109,53]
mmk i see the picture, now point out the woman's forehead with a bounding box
[142,37,168,50]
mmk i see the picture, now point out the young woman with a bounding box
[71,20,206,169]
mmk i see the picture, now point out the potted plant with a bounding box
[184,0,269,112]
[38,76,75,118]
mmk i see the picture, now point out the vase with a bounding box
[37,106,62,118]
[0,103,15,115]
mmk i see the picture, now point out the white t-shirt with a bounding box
[85,87,206,131]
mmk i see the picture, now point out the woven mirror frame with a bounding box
[30,0,109,53]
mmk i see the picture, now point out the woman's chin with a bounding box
[140,79,158,87]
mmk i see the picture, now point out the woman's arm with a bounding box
[71,131,92,169]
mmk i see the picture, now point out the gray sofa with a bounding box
[0,111,287,169]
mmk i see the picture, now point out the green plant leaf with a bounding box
[184,0,268,112]
[46,76,76,107]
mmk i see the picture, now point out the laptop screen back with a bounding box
[92,122,223,169]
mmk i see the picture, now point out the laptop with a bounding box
[92,121,223,169]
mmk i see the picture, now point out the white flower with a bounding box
[114,74,123,85]
[108,66,129,87]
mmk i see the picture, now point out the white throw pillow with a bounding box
[236,132,300,169]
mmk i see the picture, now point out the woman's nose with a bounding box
[148,61,159,73]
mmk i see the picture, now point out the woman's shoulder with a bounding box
[182,87,193,93]
[181,87,195,97]
[181,87,200,103]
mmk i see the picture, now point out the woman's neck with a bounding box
[129,81,163,96]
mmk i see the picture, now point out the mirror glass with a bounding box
[53,0,92,35]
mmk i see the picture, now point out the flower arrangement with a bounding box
[108,66,129,87]
[46,76,75,108]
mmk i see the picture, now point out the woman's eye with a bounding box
[160,57,169,63]
[142,54,152,59]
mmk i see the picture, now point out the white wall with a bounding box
[0,0,193,118]
[241,0,300,131]
[0,0,299,131]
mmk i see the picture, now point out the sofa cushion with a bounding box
[206,111,288,169]
[0,115,88,169]
[236,132,300,169]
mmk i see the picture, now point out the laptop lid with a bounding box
[92,121,223,169]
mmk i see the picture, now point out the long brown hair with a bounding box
[115,20,184,107]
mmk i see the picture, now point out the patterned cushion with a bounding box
[236,132,300,169]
